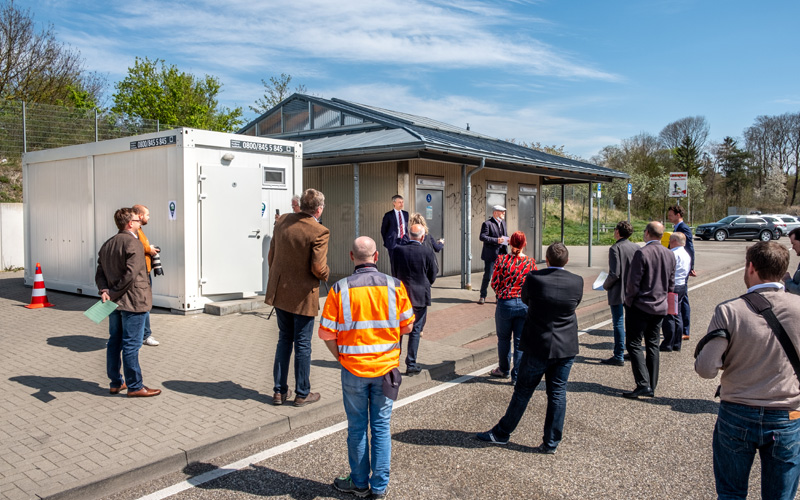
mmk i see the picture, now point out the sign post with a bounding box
[596,184,601,241]
[627,183,632,222]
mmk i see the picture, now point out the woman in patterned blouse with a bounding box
[489,231,537,384]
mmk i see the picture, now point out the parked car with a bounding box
[768,214,800,234]
[760,215,786,238]
[694,215,777,242]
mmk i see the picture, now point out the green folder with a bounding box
[84,299,118,323]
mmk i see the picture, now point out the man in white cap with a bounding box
[478,205,509,304]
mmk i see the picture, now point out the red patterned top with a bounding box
[491,254,537,300]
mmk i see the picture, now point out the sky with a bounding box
[25,0,800,160]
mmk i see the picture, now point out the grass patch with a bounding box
[542,200,650,246]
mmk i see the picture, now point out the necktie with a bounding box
[398,212,404,238]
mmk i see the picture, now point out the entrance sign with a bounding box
[669,172,688,198]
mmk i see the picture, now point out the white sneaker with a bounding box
[143,337,160,346]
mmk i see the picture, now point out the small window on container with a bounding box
[262,166,286,188]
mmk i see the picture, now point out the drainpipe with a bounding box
[462,158,485,289]
[353,163,360,237]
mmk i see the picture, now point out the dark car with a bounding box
[694,215,777,242]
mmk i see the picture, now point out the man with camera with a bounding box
[132,204,161,347]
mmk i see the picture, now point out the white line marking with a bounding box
[139,267,744,499]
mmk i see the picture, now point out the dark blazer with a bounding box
[95,231,151,313]
[380,209,409,251]
[673,220,695,270]
[423,234,443,253]
[479,217,508,262]
[520,267,584,359]
[393,240,437,307]
[603,238,640,306]
[265,212,330,317]
[624,241,676,316]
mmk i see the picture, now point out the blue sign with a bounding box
[627,183,632,194]
[426,194,432,202]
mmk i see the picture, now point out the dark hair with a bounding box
[746,241,789,282]
[789,227,800,241]
[645,221,664,239]
[509,231,526,256]
[300,188,325,214]
[546,242,569,267]
[392,194,403,202]
[615,220,633,238]
[113,207,135,231]
[667,205,685,218]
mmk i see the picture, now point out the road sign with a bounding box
[669,172,688,198]
[597,183,602,199]
[627,183,632,201]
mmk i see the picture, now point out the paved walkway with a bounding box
[0,242,747,500]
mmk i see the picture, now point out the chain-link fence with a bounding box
[0,101,171,202]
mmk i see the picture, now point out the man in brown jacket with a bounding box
[96,208,161,397]
[265,188,330,407]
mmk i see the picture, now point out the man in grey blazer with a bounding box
[96,208,161,397]
[622,221,675,399]
[601,221,640,366]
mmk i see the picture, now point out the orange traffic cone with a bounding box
[25,262,54,309]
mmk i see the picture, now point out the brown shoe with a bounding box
[127,386,162,397]
[682,335,690,341]
[294,392,320,407]
[477,297,485,305]
[109,383,127,395]
[272,390,293,406]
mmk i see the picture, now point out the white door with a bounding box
[200,165,263,294]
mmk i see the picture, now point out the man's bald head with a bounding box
[645,221,664,242]
[409,224,424,241]
[351,236,378,265]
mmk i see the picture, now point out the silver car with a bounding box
[768,214,800,235]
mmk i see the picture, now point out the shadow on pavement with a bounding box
[393,428,539,453]
[162,380,272,404]
[184,462,346,499]
[9,375,106,403]
[578,341,614,351]
[430,297,474,304]
[47,334,107,352]
[311,359,340,369]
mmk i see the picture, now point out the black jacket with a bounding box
[520,268,584,359]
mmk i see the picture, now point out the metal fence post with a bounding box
[95,108,98,142]
[22,101,27,153]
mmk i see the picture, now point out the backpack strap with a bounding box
[740,291,800,385]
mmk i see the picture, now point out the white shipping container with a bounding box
[22,128,302,312]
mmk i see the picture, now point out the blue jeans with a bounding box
[495,298,527,380]
[492,352,575,450]
[609,303,625,361]
[713,401,800,499]
[405,306,427,371]
[480,259,496,299]
[341,367,394,494]
[273,308,314,398]
[106,309,147,391]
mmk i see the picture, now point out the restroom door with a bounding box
[519,185,538,260]
[415,176,445,276]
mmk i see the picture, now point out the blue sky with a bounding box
[26,0,800,160]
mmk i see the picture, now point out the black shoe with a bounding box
[476,430,509,445]
[333,475,371,497]
[623,353,630,361]
[405,367,422,376]
[531,444,557,454]
[659,347,673,352]
[600,357,624,366]
[622,387,654,399]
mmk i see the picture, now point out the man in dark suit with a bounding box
[601,221,640,366]
[393,224,438,375]
[478,205,508,304]
[476,242,583,454]
[96,207,161,397]
[265,188,330,407]
[667,205,695,341]
[622,221,675,399]
[380,194,409,277]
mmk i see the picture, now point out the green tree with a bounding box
[112,57,243,132]
[250,73,307,115]
[717,137,753,207]
[673,135,701,177]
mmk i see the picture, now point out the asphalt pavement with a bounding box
[0,240,775,500]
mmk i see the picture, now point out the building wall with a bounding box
[0,203,24,270]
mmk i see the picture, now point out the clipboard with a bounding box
[84,300,118,323]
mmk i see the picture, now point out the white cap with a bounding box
[492,205,506,212]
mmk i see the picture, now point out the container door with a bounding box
[415,177,445,276]
[199,165,263,294]
[519,185,538,260]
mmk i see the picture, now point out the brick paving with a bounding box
[0,242,746,499]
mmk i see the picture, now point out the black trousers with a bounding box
[625,305,665,391]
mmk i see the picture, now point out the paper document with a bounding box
[592,272,608,291]
[84,299,118,323]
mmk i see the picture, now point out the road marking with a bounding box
[138,267,745,499]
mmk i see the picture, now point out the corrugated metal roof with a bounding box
[240,94,627,181]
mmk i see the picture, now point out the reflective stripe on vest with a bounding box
[320,274,410,333]
[339,342,401,354]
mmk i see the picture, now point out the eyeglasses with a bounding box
[131,218,141,222]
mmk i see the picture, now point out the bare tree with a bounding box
[0,1,101,105]
[744,114,793,195]
[249,73,307,115]
[659,116,710,151]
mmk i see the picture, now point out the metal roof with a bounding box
[239,94,628,183]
